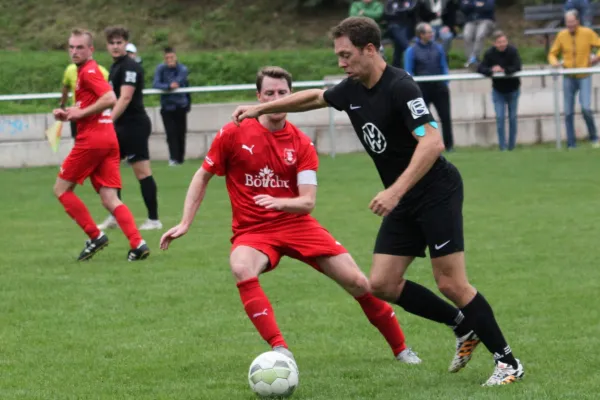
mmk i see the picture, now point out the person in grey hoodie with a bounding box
[153,47,191,166]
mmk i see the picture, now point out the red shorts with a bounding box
[59,146,121,193]
[231,217,348,272]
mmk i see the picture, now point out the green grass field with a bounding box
[1,148,599,399]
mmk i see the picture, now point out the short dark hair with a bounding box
[104,26,129,42]
[71,28,94,46]
[493,30,506,41]
[164,46,175,54]
[256,66,293,92]
[330,16,381,50]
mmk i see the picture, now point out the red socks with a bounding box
[237,277,287,349]
[236,279,405,356]
[355,293,406,356]
[58,192,100,240]
[113,204,143,249]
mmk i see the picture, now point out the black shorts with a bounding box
[115,115,152,163]
[374,165,464,259]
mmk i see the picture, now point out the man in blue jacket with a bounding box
[404,22,454,151]
[153,47,190,166]
[461,0,495,68]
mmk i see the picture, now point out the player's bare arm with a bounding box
[110,85,134,121]
[160,167,214,250]
[369,123,445,216]
[254,184,316,214]
[66,91,117,121]
[232,89,328,125]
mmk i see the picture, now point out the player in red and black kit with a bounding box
[52,28,150,261]
[232,18,524,386]
[160,66,420,364]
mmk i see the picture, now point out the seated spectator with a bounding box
[349,0,385,55]
[564,0,591,27]
[478,31,522,151]
[422,0,459,55]
[383,0,420,67]
[461,0,495,69]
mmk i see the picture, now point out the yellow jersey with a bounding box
[62,62,109,104]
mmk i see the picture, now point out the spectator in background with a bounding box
[349,0,385,55]
[423,0,459,56]
[350,0,384,23]
[564,0,591,27]
[404,22,454,151]
[383,0,419,67]
[461,0,495,69]
[548,10,600,148]
[153,47,191,165]
[60,62,109,138]
[126,43,143,65]
[478,31,522,151]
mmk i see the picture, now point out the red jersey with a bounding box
[74,59,118,148]
[202,119,319,236]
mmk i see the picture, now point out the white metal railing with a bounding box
[1,67,600,152]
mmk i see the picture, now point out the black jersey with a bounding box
[323,65,455,199]
[109,55,147,123]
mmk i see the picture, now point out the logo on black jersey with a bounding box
[407,98,429,119]
[361,123,387,154]
[124,71,137,83]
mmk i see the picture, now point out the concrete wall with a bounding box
[1,68,599,168]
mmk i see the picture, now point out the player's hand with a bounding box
[232,105,261,126]
[170,81,179,89]
[369,189,401,217]
[53,108,68,121]
[591,55,600,65]
[65,107,85,121]
[254,195,285,210]
[160,224,189,250]
[492,65,504,73]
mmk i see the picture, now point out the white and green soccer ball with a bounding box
[248,351,299,398]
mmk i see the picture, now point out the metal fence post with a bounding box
[552,70,562,150]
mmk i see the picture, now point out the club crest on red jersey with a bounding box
[283,148,296,165]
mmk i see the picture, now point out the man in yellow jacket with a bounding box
[60,62,109,138]
[548,10,600,148]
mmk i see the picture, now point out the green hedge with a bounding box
[0,46,548,115]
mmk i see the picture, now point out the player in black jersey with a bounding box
[97,26,162,232]
[232,17,524,387]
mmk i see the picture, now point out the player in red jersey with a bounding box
[160,66,420,363]
[52,28,150,261]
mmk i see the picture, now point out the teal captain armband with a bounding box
[414,121,438,137]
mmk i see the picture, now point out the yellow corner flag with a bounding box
[45,121,63,153]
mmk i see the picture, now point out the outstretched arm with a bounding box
[160,167,214,249]
[232,89,328,124]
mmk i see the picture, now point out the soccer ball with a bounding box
[248,351,299,398]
